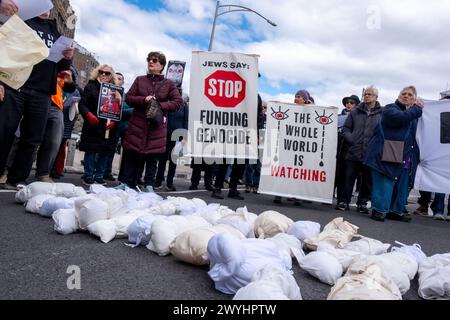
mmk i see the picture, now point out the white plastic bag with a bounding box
[87,220,117,244]
[127,214,160,247]
[78,198,109,230]
[111,210,147,238]
[418,254,450,300]
[39,197,74,218]
[52,208,78,235]
[25,194,55,213]
[342,237,390,255]
[267,233,304,259]
[391,241,427,264]
[287,221,321,243]
[298,251,343,285]
[217,207,258,238]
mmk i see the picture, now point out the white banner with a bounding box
[259,102,338,204]
[414,100,450,193]
[188,51,259,160]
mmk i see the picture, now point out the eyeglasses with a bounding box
[98,70,111,76]
[364,93,375,96]
[147,58,159,64]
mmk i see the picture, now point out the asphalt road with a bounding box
[1,174,449,300]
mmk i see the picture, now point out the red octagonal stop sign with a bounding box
[205,70,246,108]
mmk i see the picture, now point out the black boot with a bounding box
[212,189,224,200]
[228,189,244,200]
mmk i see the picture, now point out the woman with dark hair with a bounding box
[117,51,182,192]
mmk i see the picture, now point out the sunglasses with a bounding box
[98,70,112,76]
[147,58,159,64]
[401,92,414,97]
[346,101,356,105]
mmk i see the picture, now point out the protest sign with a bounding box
[166,60,186,89]
[414,99,450,193]
[97,83,124,122]
[188,51,259,160]
[259,102,338,204]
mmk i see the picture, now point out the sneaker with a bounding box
[205,184,214,192]
[114,183,128,190]
[0,180,19,191]
[212,189,224,200]
[94,177,107,185]
[414,205,429,216]
[166,185,176,192]
[386,212,411,223]
[433,214,446,221]
[104,174,116,182]
[228,189,244,200]
[357,204,370,214]
[37,175,54,183]
[336,202,349,211]
[189,185,199,191]
[82,177,94,186]
[273,197,282,204]
[143,186,154,193]
[252,187,259,194]
[245,185,251,193]
[371,210,385,222]
[153,182,162,190]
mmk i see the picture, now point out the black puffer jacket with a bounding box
[342,102,383,162]
[78,80,118,154]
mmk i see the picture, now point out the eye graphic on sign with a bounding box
[271,107,290,121]
[314,111,334,125]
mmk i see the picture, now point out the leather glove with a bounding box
[106,121,116,130]
[86,112,99,127]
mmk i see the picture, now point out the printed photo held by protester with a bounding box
[0,10,74,190]
[364,86,424,222]
[117,51,182,192]
[338,86,382,213]
[78,65,119,186]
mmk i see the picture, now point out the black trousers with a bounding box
[119,148,159,189]
[155,140,177,186]
[0,88,50,184]
[191,162,213,187]
[343,160,371,205]
[214,160,246,191]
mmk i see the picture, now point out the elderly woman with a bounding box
[79,64,119,186]
[364,86,424,222]
[118,51,182,192]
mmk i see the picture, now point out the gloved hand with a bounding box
[86,112,99,127]
[106,121,116,130]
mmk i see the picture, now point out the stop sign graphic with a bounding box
[205,70,246,108]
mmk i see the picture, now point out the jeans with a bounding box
[155,140,177,186]
[343,160,371,205]
[36,104,64,177]
[371,168,410,216]
[103,152,115,177]
[83,152,108,179]
[418,191,447,215]
[0,88,50,184]
[244,161,261,187]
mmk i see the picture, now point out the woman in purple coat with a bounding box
[118,52,182,191]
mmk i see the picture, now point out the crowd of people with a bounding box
[0,6,448,224]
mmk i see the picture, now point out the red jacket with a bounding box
[123,74,182,155]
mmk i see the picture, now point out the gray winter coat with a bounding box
[342,102,383,162]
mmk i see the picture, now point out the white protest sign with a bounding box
[0,0,53,23]
[47,36,74,63]
[414,99,450,193]
[258,102,338,204]
[188,51,259,160]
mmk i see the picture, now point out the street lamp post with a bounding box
[208,0,277,51]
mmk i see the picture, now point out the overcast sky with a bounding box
[70,0,450,108]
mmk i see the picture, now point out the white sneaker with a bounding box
[433,214,445,221]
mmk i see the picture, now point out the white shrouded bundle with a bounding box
[233,264,302,300]
[303,217,359,251]
[207,233,292,295]
[418,254,450,300]
[341,237,391,255]
[78,198,109,230]
[391,241,427,264]
[267,233,304,259]
[16,182,86,204]
[127,214,161,247]
[287,221,321,243]
[39,197,75,218]
[25,194,55,214]
[111,210,149,239]
[253,211,294,239]
[126,192,163,211]
[166,197,207,216]
[52,208,78,235]
[216,207,258,238]
[316,243,364,272]
[87,220,117,244]
[328,260,402,300]
[147,215,211,256]
[195,204,235,225]
[147,200,178,216]
[298,251,343,285]
[169,224,246,266]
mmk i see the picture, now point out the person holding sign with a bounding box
[0,11,74,190]
[365,86,424,222]
[117,51,182,192]
[78,65,119,186]
[0,0,18,17]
